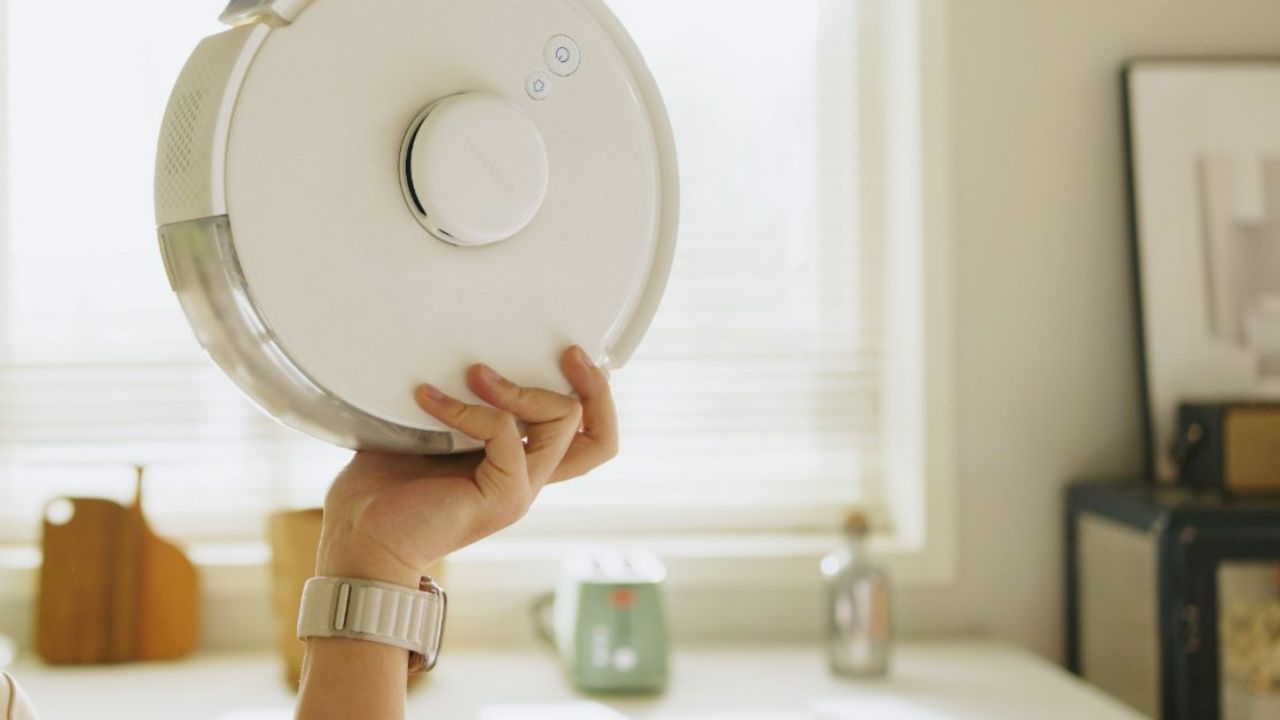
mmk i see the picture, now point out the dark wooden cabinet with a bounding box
[1066,480,1280,720]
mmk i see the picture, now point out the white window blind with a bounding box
[0,0,901,542]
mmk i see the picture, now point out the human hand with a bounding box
[315,346,618,588]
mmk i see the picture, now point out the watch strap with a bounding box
[297,576,446,673]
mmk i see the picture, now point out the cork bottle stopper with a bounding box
[843,510,871,538]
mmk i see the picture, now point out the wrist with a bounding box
[315,531,425,589]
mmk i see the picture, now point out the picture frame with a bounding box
[1125,59,1280,481]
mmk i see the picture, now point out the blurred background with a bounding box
[1,1,1280,719]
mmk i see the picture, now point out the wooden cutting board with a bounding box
[36,468,199,664]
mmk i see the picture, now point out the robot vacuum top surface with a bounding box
[156,0,678,451]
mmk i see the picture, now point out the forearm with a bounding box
[296,530,424,720]
[296,637,409,720]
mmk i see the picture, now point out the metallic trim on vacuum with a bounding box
[158,215,456,454]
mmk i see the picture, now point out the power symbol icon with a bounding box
[545,35,581,77]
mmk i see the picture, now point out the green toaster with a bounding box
[553,551,669,694]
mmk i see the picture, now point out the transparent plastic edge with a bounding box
[219,0,317,27]
[158,216,460,455]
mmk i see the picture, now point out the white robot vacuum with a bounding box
[155,0,678,453]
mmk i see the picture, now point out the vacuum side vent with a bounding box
[155,25,267,227]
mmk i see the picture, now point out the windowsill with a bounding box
[0,529,954,597]
[0,529,957,648]
[5,641,1144,719]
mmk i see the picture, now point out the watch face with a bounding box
[416,576,448,673]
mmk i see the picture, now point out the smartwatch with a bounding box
[297,576,447,673]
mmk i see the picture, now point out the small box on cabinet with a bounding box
[1177,403,1280,496]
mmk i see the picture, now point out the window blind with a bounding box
[0,0,898,541]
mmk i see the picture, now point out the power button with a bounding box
[545,35,582,77]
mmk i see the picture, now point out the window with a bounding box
[0,0,923,545]
[0,0,350,542]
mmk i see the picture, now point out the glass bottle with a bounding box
[821,511,891,677]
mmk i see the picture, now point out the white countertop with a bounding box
[8,642,1144,720]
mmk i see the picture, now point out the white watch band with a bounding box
[297,576,447,672]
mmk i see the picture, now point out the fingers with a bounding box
[414,384,530,514]
[416,345,618,502]
[468,363,582,487]
[549,346,619,483]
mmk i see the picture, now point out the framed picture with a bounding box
[1126,60,1280,481]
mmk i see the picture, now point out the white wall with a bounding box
[895,0,1280,661]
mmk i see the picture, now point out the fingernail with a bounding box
[420,383,447,402]
[478,364,507,386]
[574,346,596,368]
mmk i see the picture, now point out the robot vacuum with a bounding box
[155,0,678,453]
